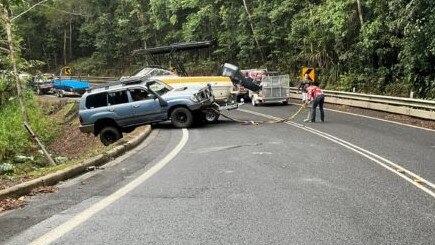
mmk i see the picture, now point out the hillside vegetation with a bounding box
[2,0,433,99]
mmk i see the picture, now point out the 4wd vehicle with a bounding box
[78,80,213,145]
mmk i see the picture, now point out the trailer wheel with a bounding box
[171,107,193,128]
[205,109,219,123]
[100,126,122,146]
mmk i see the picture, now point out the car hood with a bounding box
[161,87,200,99]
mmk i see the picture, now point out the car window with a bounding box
[130,89,152,101]
[147,80,172,96]
[108,90,129,105]
[86,92,107,108]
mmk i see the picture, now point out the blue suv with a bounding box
[79,79,213,145]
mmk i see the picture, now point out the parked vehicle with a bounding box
[78,79,213,145]
[53,79,90,97]
[53,66,91,97]
[32,73,55,95]
[250,75,290,106]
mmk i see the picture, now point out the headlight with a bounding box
[190,94,199,102]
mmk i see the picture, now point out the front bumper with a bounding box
[188,97,214,111]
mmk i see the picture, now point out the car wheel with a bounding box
[205,109,220,123]
[100,126,122,146]
[37,87,42,95]
[171,107,193,128]
[282,100,288,105]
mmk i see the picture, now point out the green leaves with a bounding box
[3,0,434,98]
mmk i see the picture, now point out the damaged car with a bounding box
[78,79,213,145]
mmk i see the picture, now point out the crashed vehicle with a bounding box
[127,41,263,122]
[236,69,268,101]
[79,79,213,145]
[121,64,262,123]
[120,67,176,81]
[154,76,239,123]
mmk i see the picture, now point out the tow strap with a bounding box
[212,103,308,126]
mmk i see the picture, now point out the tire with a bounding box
[205,109,220,123]
[171,107,193,128]
[37,87,42,95]
[282,100,288,105]
[100,126,122,146]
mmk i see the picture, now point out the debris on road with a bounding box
[0,197,27,212]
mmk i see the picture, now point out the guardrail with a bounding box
[288,87,435,120]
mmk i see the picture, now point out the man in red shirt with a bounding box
[305,81,325,122]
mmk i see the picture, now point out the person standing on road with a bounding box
[298,73,312,121]
[297,73,311,102]
[304,81,325,122]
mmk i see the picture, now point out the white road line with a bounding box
[239,109,435,199]
[30,129,189,245]
[288,102,435,132]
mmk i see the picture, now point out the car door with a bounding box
[107,89,135,126]
[128,88,166,124]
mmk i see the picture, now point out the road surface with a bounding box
[1,103,434,244]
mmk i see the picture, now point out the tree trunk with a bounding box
[356,0,364,26]
[1,4,55,166]
[63,28,67,65]
[242,0,265,63]
[69,19,72,61]
[2,6,27,122]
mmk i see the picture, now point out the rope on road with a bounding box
[213,102,308,126]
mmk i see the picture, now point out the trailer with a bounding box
[53,79,90,97]
[250,75,290,106]
[52,66,91,97]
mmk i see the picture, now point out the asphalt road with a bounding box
[1,103,435,244]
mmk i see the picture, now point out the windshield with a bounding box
[147,80,173,96]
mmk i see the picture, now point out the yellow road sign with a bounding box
[62,66,72,76]
[301,67,315,81]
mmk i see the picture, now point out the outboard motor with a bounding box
[218,63,262,92]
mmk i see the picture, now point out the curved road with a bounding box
[1,103,435,244]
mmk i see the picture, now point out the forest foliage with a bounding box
[1,0,435,98]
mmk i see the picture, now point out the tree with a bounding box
[0,0,55,165]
